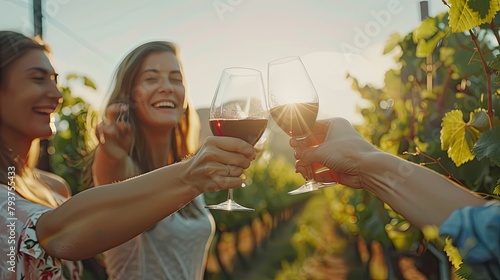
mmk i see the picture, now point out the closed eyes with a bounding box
[29,68,58,84]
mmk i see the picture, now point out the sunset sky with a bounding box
[1,0,448,124]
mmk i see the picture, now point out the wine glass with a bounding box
[267,56,336,195]
[205,67,269,211]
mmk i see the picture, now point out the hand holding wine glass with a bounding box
[205,67,269,211]
[268,56,337,195]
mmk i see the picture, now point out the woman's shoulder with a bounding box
[35,169,71,199]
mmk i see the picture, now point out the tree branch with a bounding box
[404,148,466,188]
[469,29,494,128]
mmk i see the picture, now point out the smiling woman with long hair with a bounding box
[85,41,216,279]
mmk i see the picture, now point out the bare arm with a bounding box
[92,103,139,186]
[36,136,255,261]
[92,145,139,186]
[360,150,486,228]
[292,118,487,229]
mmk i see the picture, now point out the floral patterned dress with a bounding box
[0,185,82,279]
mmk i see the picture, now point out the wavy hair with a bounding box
[0,31,58,208]
[85,41,203,217]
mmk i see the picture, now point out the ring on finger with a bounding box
[226,165,231,177]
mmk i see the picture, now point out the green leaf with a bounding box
[473,126,500,166]
[489,54,500,85]
[440,47,456,67]
[468,0,493,18]
[66,73,79,80]
[448,0,500,33]
[495,76,500,85]
[413,17,438,43]
[83,76,97,90]
[469,110,490,131]
[441,110,479,166]
[416,31,446,58]
[383,33,402,54]
[357,198,392,245]
[454,263,475,280]
[441,110,465,151]
[488,54,500,71]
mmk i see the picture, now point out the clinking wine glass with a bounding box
[205,67,269,211]
[268,56,336,195]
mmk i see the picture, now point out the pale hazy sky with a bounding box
[1,0,448,124]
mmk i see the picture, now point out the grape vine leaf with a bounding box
[440,47,456,67]
[488,54,500,85]
[473,126,500,166]
[448,0,500,33]
[416,31,447,58]
[441,110,484,166]
[357,198,392,246]
[64,73,97,90]
[443,237,463,269]
[413,16,447,58]
[468,0,494,18]
[413,17,438,43]
[383,33,402,54]
[469,109,491,131]
[454,264,475,280]
[83,76,97,90]
[66,73,79,80]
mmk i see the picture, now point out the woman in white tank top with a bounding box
[86,41,215,279]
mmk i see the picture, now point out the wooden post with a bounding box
[33,0,43,38]
[33,0,52,172]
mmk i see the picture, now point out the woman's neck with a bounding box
[1,133,33,166]
[141,128,173,169]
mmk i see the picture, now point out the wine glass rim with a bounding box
[268,56,302,65]
[223,67,262,76]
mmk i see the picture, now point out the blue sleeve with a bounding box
[439,201,500,265]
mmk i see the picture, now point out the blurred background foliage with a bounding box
[49,73,98,195]
[286,5,500,280]
[47,1,500,279]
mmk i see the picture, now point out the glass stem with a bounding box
[227,189,234,201]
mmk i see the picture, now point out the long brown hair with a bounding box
[0,31,58,208]
[86,41,203,217]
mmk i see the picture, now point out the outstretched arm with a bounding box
[359,148,486,228]
[291,118,486,229]
[37,136,255,261]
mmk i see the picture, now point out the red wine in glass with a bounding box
[269,102,318,138]
[205,67,269,211]
[268,56,336,195]
[209,119,268,145]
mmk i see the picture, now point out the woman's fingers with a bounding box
[225,164,244,177]
[104,103,129,125]
[186,137,256,193]
[97,103,132,147]
[207,136,256,161]
[290,120,330,159]
[295,161,339,184]
[209,176,245,192]
[200,160,245,178]
[313,167,340,184]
